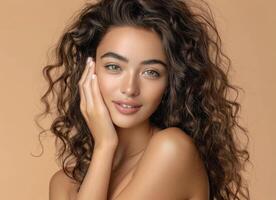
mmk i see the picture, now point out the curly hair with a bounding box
[35,0,250,199]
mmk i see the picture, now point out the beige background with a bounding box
[0,0,275,199]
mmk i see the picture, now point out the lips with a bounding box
[113,102,142,114]
[112,100,142,115]
[112,100,142,107]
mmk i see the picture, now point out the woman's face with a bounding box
[95,26,168,128]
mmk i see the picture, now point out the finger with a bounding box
[90,57,96,74]
[83,57,94,110]
[78,57,91,101]
[78,57,93,114]
[79,57,92,111]
[90,60,104,108]
[79,57,92,85]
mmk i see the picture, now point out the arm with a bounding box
[75,56,119,199]
[76,143,117,200]
[49,57,119,200]
[49,143,117,200]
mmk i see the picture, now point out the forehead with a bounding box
[96,26,167,62]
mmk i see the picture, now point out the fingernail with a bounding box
[86,57,92,67]
[91,74,96,80]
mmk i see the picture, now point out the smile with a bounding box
[113,102,142,115]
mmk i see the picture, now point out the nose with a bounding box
[120,72,140,97]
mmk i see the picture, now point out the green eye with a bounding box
[144,70,160,78]
[104,64,121,71]
[104,65,160,78]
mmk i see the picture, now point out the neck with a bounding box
[111,121,155,171]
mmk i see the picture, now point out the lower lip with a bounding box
[113,102,142,115]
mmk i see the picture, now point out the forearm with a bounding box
[76,143,117,200]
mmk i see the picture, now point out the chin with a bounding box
[111,114,143,129]
[107,102,155,128]
[109,109,151,129]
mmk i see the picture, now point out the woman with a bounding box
[37,0,250,199]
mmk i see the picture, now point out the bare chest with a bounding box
[107,155,143,200]
[107,169,135,199]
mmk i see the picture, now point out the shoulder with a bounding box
[148,127,202,166]
[49,168,79,200]
[149,127,207,173]
[152,127,209,196]
[151,126,196,152]
[116,127,209,200]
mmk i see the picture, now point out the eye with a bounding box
[104,64,160,78]
[104,64,121,72]
[144,70,160,78]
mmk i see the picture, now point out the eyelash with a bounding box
[104,64,160,78]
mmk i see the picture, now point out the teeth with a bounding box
[120,104,135,108]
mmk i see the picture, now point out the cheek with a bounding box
[97,74,117,100]
[142,82,167,105]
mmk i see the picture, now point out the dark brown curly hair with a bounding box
[34,0,250,199]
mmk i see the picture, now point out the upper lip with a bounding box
[113,100,142,107]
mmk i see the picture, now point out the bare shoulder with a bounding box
[115,127,209,200]
[151,126,197,151]
[148,127,204,167]
[49,168,79,200]
[152,127,209,198]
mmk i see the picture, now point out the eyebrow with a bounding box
[100,51,168,69]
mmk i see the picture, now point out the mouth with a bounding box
[112,102,142,115]
[112,100,142,107]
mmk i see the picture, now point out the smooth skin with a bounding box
[95,26,170,170]
[49,26,209,200]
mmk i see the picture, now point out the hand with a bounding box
[78,57,118,149]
